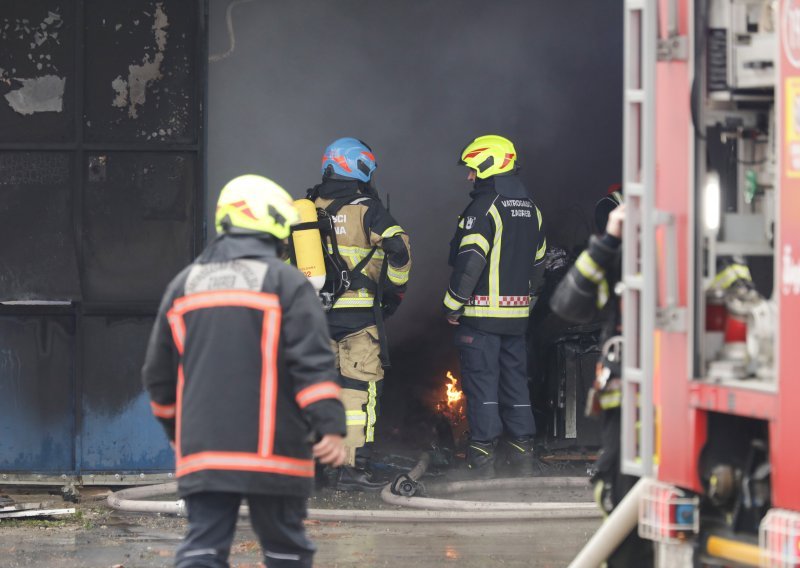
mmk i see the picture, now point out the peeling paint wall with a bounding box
[110,3,169,119]
[0,9,66,116]
[84,0,196,143]
[4,75,65,115]
[0,1,204,477]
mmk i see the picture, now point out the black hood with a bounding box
[471,171,529,199]
[310,177,382,201]
[314,178,360,199]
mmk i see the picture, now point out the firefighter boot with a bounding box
[354,443,373,472]
[333,466,386,492]
[466,440,497,479]
[503,437,535,477]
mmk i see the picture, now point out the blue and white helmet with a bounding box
[321,137,377,183]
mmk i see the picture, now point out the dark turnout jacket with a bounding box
[550,232,623,476]
[549,232,621,338]
[443,173,546,335]
[549,234,652,566]
[142,235,346,498]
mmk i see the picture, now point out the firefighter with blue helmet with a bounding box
[443,135,546,478]
[307,137,412,491]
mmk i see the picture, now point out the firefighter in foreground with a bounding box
[443,134,546,478]
[550,199,653,567]
[306,137,411,491]
[142,175,347,568]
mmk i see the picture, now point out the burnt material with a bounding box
[540,325,603,449]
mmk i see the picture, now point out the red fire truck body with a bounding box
[653,0,800,506]
[615,0,800,564]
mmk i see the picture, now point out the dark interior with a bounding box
[206,0,624,451]
[0,0,622,475]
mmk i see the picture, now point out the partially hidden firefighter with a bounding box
[142,175,347,568]
[443,134,546,478]
[550,196,654,567]
[303,137,412,492]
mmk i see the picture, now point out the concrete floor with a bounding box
[0,485,600,567]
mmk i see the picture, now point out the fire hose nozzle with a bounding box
[391,473,424,497]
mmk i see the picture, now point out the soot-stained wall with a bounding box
[207,0,623,417]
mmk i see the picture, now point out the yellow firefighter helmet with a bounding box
[215,174,299,239]
[459,134,518,179]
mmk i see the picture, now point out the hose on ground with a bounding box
[434,476,589,495]
[106,453,600,522]
[106,481,186,516]
[379,453,597,516]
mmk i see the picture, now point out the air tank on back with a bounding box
[291,199,326,292]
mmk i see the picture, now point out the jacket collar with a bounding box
[469,178,498,199]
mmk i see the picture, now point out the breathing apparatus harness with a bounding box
[297,184,391,367]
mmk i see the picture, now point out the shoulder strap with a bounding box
[306,184,321,201]
[338,195,379,290]
[373,257,391,368]
[325,195,370,217]
[351,247,378,277]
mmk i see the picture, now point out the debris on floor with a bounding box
[0,501,76,520]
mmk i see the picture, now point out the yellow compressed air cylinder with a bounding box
[292,199,326,292]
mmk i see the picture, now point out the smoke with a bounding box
[207,0,623,395]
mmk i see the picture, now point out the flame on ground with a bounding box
[445,371,463,408]
[434,371,466,430]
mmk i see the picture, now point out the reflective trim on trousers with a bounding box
[346,410,367,426]
[365,381,377,443]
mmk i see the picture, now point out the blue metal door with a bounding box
[0,0,205,481]
[0,315,75,473]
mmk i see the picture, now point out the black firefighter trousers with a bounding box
[454,324,536,442]
[175,492,315,568]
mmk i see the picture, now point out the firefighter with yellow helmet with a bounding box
[302,138,412,491]
[443,135,546,478]
[143,174,347,568]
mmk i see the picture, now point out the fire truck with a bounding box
[573,1,800,566]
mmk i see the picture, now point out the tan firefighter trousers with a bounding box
[330,325,384,466]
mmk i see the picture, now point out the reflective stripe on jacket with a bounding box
[315,189,411,310]
[142,236,346,499]
[549,233,621,326]
[443,176,546,335]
